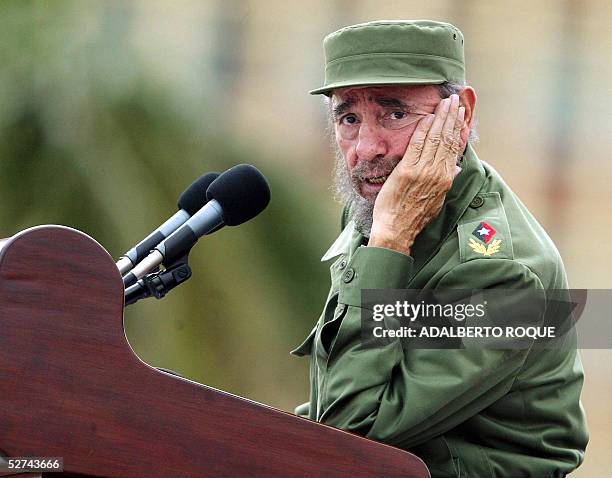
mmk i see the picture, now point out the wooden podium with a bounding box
[0,226,429,477]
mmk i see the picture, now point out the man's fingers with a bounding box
[401,94,464,179]
[403,113,435,162]
[446,105,465,172]
[439,95,460,156]
[419,96,453,165]
[454,106,465,140]
[435,95,461,171]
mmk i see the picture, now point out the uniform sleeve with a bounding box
[317,247,546,449]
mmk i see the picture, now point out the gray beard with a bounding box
[332,148,400,237]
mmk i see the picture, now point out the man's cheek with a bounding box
[390,129,414,159]
[338,140,357,168]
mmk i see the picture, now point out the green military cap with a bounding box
[310,20,465,96]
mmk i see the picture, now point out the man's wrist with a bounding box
[367,233,414,256]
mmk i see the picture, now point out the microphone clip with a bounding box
[124,255,192,307]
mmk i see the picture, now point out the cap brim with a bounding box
[309,76,446,96]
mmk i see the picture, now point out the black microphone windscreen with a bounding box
[178,172,220,215]
[206,164,271,226]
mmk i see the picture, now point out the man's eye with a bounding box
[341,114,358,125]
[390,111,406,120]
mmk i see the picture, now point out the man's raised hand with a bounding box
[369,94,465,255]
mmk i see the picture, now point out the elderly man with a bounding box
[291,20,588,477]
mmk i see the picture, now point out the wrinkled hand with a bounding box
[368,94,465,255]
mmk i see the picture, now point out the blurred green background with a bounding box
[1,1,610,476]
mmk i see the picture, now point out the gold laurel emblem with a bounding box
[468,238,502,257]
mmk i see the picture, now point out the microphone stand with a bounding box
[124,255,192,307]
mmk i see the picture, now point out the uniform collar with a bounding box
[321,144,486,269]
[321,221,357,261]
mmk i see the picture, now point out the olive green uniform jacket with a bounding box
[291,145,588,477]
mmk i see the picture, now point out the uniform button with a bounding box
[469,196,484,209]
[343,268,355,283]
[338,259,347,270]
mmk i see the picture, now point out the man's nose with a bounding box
[355,121,387,161]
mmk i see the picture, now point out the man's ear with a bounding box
[458,86,477,145]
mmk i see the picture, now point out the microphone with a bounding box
[116,172,219,275]
[122,164,270,287]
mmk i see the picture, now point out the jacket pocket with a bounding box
[410,436,465,477]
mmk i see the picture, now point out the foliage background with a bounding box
[1,1,610,476]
